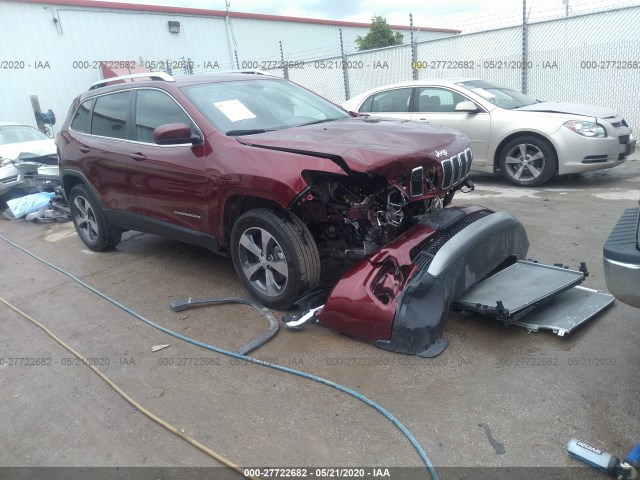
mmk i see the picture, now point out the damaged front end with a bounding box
[285,164,613,356]
[315,207,529,357]
[0,152,59,199]
[290,204,613,357]
[247,118,612,355]
[281,136,533,357]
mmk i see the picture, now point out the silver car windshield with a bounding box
[182,78,349,135]
[0,125,49,144]
[458,80,539,110]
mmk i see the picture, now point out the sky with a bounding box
[89,0,640,31]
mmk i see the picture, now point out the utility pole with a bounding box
[522,0,529,94]
[339,29,350,100]
[279,41,289,79]
[410,13,418,80]
[224,1,235,70]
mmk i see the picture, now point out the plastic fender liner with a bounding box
[376,212,529,357]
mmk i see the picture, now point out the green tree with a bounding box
[355,16,404,51]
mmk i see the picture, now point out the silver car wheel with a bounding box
[504,143,545,182]
[238,226,289,297]
[73,195,99,244]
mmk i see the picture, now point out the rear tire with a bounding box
[69,184,121,251]
[498,135,557,187]
[230,208,320,309]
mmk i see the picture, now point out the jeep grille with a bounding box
[441,148,472,190]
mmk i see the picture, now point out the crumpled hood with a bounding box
[517,102,617,119]
[238,117,469,175]
[0,139,56,162]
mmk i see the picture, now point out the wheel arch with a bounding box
[222,195,284,247]
[61,169,99,202]
[493,131,559,173]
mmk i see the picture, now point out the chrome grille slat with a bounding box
[464,149,471,176]
[442,159,453,189]
[458,152,466,178]
[451,154,460,185]
[410,166,424,197]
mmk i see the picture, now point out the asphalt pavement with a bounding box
[0,158,638,478]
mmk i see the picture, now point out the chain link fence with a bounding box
[263,5,640,128]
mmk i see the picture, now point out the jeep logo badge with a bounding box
[435,149,448,158]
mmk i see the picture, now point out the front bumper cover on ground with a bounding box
[316,206,529,357]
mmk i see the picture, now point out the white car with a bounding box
[0,122,57,197]
[342,79,635,186]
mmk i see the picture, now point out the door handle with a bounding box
[418,118,429,122]
[79,146,90,153]
[128,152,147,161]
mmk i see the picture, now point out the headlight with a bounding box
[563,120,606,138]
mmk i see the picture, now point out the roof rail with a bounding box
[90,72,175,90]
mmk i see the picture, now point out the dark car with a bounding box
[57,71,473,310]
[603,200,640,308]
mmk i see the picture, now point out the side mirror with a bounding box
[153,123,202,145]
[455,101,479,113]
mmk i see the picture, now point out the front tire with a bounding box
[230,208,320,309]
[69,184,121,251]
[498,136,557,187]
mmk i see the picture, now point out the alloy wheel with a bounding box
[237,227,289,297]
[504,143,546,182]
[73,195,99,244]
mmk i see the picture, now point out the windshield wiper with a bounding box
[226,129,270,136]
[298,118,341,127]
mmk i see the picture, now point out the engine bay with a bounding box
[295,171,450,260]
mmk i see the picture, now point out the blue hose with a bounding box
[0,233,439,480]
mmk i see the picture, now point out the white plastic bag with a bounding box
[6,191,55,218]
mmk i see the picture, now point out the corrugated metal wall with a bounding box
[1,1,450,128]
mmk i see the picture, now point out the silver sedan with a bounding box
[342,79,635,187]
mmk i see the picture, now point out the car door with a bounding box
[129,88,209,235]
[67,91,140,222]
[410,87,491,166]
[357,87,413,120]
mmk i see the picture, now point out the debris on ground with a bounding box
[480,423,506,454]
[151,344,170,352]
[6,191,55,218]
[2,186,70,223]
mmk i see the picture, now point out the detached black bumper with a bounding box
[376,211,529,357]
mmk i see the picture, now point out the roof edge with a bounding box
[16,0,461,33]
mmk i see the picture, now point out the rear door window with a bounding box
[91,91,130,139]
[70,99,93,134]
[362,88,412,113]
[134,89,196,143]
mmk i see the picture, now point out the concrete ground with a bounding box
[0,158,638,477]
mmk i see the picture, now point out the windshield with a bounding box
[182,78,349,135]
[457,80,539,110]
[0,125,49,144]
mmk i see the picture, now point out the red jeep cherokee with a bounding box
[57,72,474,310]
